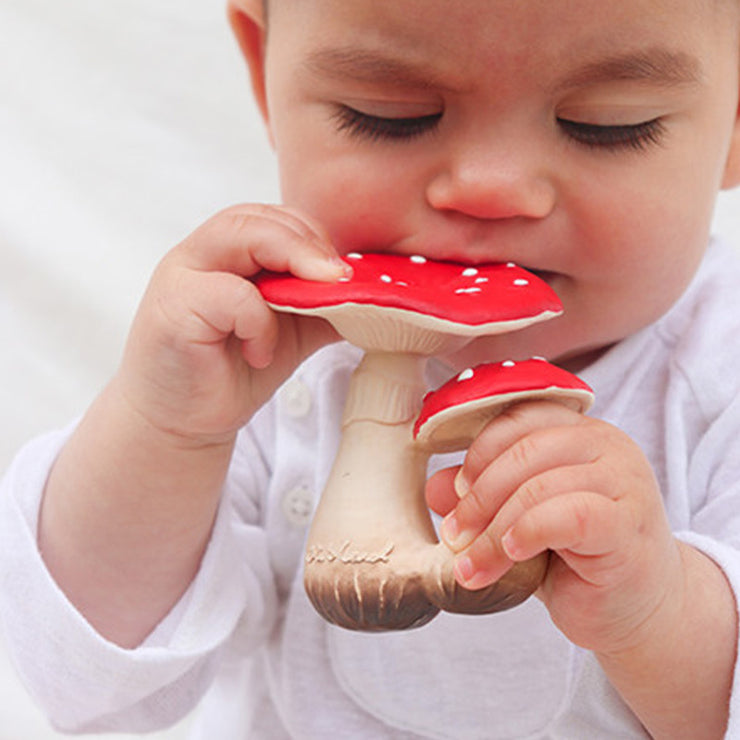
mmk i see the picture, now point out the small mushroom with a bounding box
[415,358,595,453]
[256,254,579,631]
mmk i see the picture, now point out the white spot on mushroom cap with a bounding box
[380,275,393,283]
[410,255,427,264]
[475,277,489,284]
[455,287,482,295]
[347,252,363,260]
[462,268,479,277]
[506,262,516,268]
[502,360,516,367]
[514,279,530,286]
[458,368,475,381]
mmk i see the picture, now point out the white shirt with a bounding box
[2,239,740,739]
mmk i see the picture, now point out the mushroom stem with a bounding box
[303,351,547,631]
[304,351,437,630]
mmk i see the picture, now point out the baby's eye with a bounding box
[558,118,667,152]
[333,105,442,142]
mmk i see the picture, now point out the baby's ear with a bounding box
[228,0,271,133]
[721,101,740,190]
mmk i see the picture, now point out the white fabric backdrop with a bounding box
[1,1,738,738]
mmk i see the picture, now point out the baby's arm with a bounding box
[428,401,736,739]
[38,204,346,648]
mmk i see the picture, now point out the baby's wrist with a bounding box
[106,374,239,454]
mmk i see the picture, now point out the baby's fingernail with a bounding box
[501,528,519,560]
[441,514,475,551]
[454,555,476,585]
[303,253,352,282]
[441,513,460,545]
[329,256,353,280]
[454,469,470,498]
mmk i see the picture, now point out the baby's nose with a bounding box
[425,138,557,222]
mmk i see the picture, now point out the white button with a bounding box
[281,486,314,527]
[280,380,312,418]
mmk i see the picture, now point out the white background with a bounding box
[1,1,738,738]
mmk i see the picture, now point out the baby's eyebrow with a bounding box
[302,47,457,91]
[558,48,704,90]
[303,45,704,94]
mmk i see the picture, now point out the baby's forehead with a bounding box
[261,0,740,53]
[264,0,740,29]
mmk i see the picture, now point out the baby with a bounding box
[2,0,740,738]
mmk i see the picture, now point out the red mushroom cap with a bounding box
[255,253,563,353]
[414,358,594,452]
[257,253,561,326]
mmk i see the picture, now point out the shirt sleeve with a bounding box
[0,419,279,734]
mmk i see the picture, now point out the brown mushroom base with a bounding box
[304,559,439,631]
[304,544,548,631]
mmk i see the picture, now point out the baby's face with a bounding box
[248,0,740,369]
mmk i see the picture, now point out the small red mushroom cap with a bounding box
[414,358,594,452]
[255,253,563,353]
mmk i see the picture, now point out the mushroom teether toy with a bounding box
[256,253,593,630]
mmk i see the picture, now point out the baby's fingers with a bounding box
[162,267,279,367]
[180,204,350,281]
[454,492,622,591]
[442,418,597,552]
[501,491,622,564]
[458,401,583,496]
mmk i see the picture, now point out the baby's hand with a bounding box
[427,401,682,655]
[116,204,347,445]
